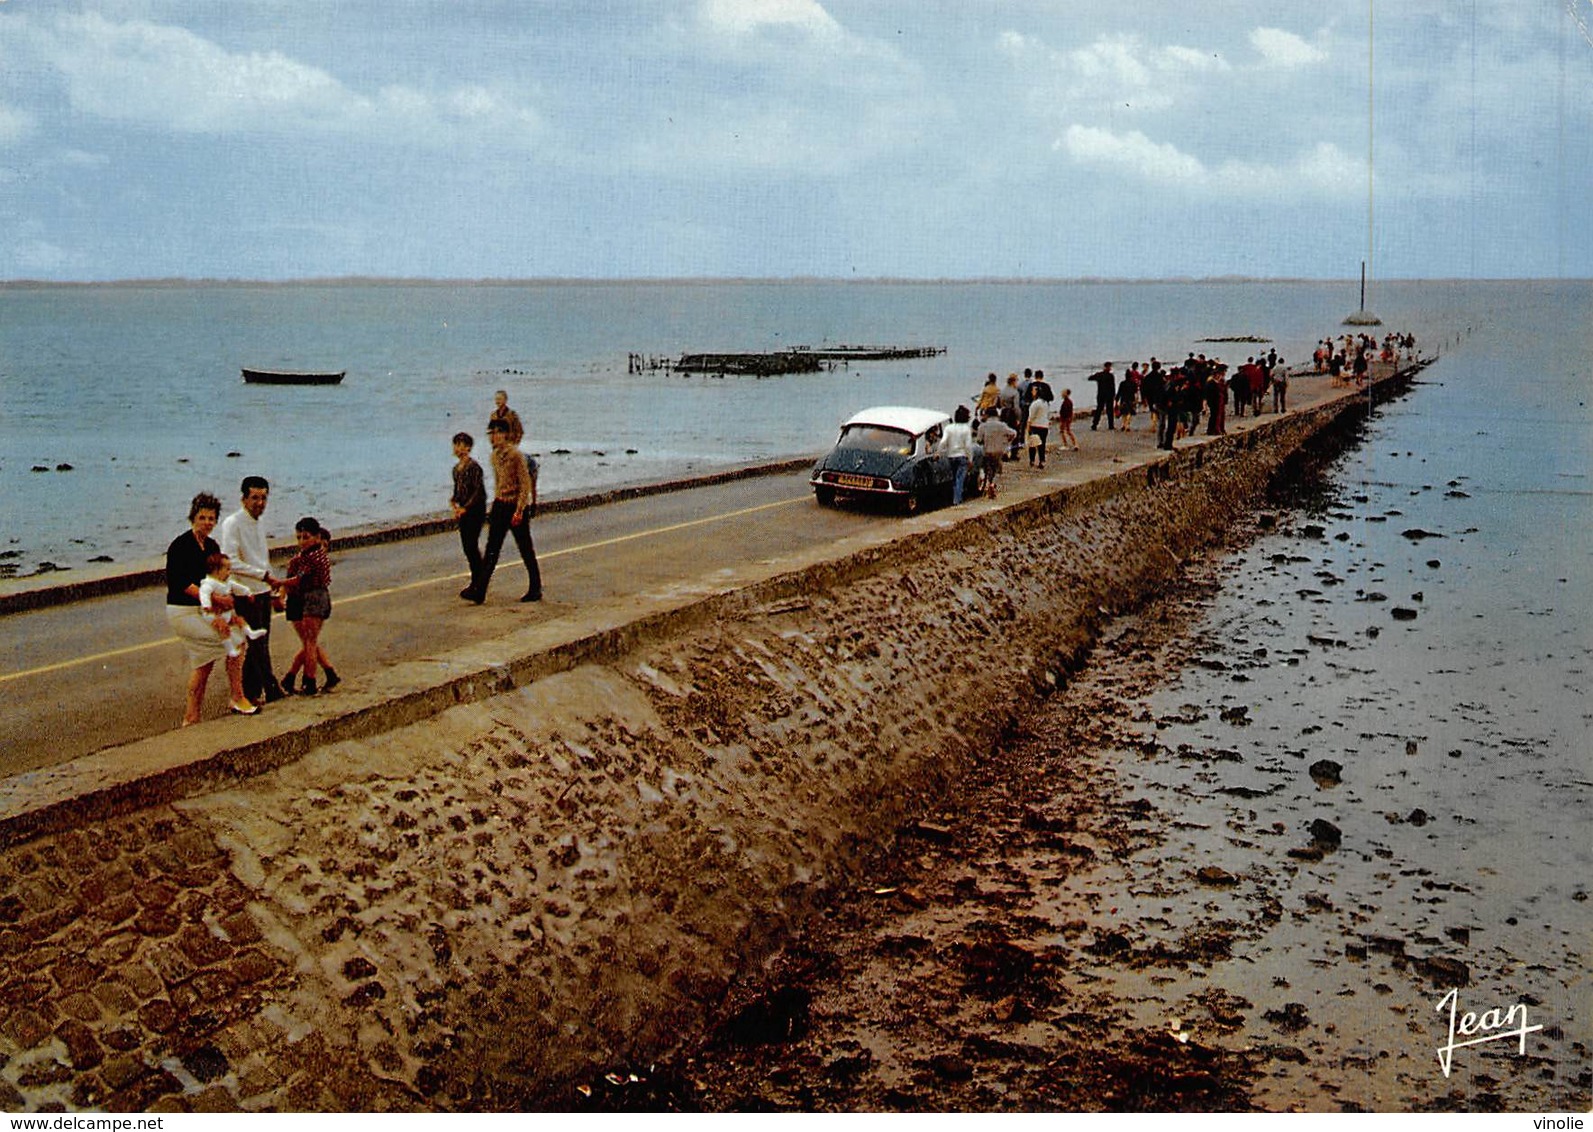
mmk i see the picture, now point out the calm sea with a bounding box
[1,277,1545,575]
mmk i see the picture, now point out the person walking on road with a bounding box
[465,418,542,604]
[166,492,254,723]
[489,390,524,446]
[976,408,1016,498]
[1089,362,1117,431]
[1026,393,1051,468]
[939,405,977,505]
[1056,388,1079,451]
[279,517,337,696]
[218,475,285,705]
[450,432,487,599]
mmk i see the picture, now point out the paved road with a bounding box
[0,369,1383,778]
[2,469,863,775]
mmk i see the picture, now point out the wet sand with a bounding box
[564,439,1588,1113]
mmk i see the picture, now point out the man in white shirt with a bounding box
[218,475,285,704]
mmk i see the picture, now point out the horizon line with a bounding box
[3,273,1586,289]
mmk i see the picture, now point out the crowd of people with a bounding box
[165,390,542,725]
[952,350,1289,497]
[1314,331,1417,386]
[949,330,1416,498]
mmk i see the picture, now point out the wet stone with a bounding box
[1308,760,1343,787]
[341,956,379,981]
[2,1007,51,1049]
[55,1018,105,1070]
[1308,819,1342,847]
[100,1053,149,1091]
[185,1044,231,1083]
[1413,956,1470,986]
[229,950,277,986]
[720,986,811,1046]
[176,924,233,968]
[137,999,178,1034]
[1263,1003,1311,1034]
[928,1053,974,1081]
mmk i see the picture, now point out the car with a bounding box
[810,405,981,514]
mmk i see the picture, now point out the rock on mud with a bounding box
[1307,760,1342,787]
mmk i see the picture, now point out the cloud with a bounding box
[29,13,541,145]
[619,0,933,175]
[998,31,1231,119]
[1062,124,1203,180]
[699,0,843,40]
[694,0,904,67]
[1249,27,1328,68]
[1061,124,1363,198]
[0,103,34,146]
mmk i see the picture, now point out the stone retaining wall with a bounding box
[0,385,1404,1111]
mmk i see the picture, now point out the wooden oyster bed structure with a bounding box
[628,345,945,376]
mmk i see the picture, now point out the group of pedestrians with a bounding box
[164,476,338,725]
[451,390,542,605]
[964,369,1079,496]
[164,390,547,726]
[1313,331,1418,387]
[952,347,1302,489]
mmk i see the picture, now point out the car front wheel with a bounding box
[814,486,836,507]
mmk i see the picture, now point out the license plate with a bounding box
[834,473,876,488]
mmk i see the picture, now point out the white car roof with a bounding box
[840,405,950,435]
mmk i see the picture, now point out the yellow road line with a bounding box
[0,496,807,685]
[341,496,804,604]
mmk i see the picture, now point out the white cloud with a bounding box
[700,0,843,40]
[998,31,1231,120]
[1062,124,1363,199]
[1062,124,1204,180]
[694,0,906,68]
[31,13,541,145]
[1249,27,1328,69]
[1070,35,1153,88]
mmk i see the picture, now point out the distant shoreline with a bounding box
[0,274,1552,289]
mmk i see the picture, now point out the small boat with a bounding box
[241,368,346,385]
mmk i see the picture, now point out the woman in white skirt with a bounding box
[166,492,255,724]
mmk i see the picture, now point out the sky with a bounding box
[1,0,1589,282]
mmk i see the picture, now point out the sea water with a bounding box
[0,277,1510,575]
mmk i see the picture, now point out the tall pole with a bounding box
[1366,0,1375,294]
[1344,1,1381,326]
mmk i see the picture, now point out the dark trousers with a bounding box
[1157,404,1179,449]
[239,593,282,701]
[476,499,541,598]
[458,505,486,582]
[1092,398,1115,430]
